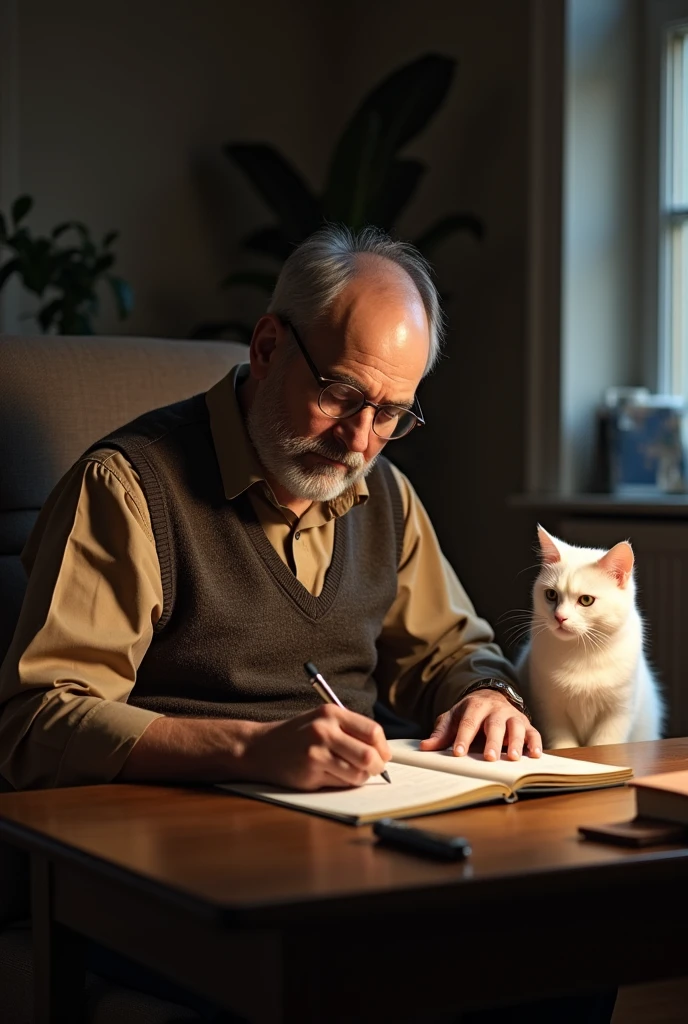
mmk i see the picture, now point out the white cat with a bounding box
[516,526,664,747]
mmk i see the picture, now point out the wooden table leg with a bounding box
[31,854,85,1024]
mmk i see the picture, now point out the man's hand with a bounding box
[420,690,542,761]
[244,704,391,790]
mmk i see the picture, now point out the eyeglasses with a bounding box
[282,319,425,441]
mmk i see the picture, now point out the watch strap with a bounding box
[461,678,532,721]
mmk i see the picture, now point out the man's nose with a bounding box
[334,408,376,452]
[555,611,568,624]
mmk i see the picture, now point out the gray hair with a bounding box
[267,224,445,376]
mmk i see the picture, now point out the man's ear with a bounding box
[536,524,561,565]
[249,315,284,380]
[597,541,634,588]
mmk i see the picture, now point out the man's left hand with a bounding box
[420,690,543,761]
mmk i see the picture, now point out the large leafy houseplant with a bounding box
[0,196,133,335]
[196,53,482,340]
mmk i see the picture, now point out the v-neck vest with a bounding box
[92,394,404,722]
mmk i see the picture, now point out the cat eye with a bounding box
[578,595,595,607]
[544,588,558,602]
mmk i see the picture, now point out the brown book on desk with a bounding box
[631,769,688,825]
[218,738,633,825]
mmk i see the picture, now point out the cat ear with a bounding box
[536,525,561,565]
[597,541,634,588]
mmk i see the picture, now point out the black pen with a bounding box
[303,661,392,784]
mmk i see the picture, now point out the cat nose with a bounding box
[555,612,567,624]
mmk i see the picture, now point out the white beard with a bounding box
[245,365,378,503]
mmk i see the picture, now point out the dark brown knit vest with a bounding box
[92,394,404,721]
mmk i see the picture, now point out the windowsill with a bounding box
[510,493,688,517]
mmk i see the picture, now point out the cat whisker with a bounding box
[504,613,548,635]
[585,631,610,652]
[504,630,535,647]
[503,619,535,636]
[505,620,550,647]
[515,562,544,579]
[526,624,550,642]
[496,609,536,624]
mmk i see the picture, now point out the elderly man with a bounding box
[0,226,615,1023]
[0,225,539,790]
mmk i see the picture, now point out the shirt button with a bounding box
[294,531,301,540]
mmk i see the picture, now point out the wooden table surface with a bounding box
[1,739,687,1022]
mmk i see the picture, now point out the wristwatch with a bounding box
[462,678,532,721]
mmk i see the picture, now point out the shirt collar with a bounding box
[205,363,369,516]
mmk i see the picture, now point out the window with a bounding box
[660,21,688,395]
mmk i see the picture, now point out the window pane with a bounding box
[668,28,688,208]
[672,219,688,397]
[662,25,688,396]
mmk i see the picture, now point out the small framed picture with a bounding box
[602,390,688,495]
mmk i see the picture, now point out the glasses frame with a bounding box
[282,318,425,440]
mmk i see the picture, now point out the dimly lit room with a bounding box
[1,1,687,1022]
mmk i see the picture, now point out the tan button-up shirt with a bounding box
[0,366,517,790]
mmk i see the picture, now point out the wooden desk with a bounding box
[0,739,687,1024]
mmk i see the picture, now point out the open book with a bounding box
[218,738,633,826]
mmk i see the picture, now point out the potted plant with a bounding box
[0,196,133,334]
[195,53,482,340]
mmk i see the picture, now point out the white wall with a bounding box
[561,0,643,492]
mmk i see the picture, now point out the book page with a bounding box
[218,761,506,824]
[389,739,632,787]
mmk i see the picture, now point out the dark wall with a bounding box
[11,0,537,653]
[357,2,535,648]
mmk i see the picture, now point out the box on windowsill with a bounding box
[598,388,688,496]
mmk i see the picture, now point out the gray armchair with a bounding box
[0,333,248,1023]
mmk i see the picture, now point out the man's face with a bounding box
[247,262,430,503]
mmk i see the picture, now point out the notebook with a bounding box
[218,738,633,825]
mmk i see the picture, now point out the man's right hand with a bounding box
[242,704,391,790]
[119,705,390,790]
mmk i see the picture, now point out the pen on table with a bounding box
[303,661,392,784]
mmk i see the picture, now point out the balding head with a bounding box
[267,224,444,377]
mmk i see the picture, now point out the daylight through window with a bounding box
[662,23,688,395]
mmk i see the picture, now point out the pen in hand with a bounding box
[303,661,392,784]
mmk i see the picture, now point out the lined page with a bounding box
[389,739,631,785]
[218,761,500,823]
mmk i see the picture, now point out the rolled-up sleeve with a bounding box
[0,451,164,789]
[376,466,520,733]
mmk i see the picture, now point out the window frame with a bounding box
[644,0,688,396]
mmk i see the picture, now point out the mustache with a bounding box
[286,434,366,471]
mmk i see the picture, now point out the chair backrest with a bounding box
[0,334,249,664]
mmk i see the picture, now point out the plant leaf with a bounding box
[190,320,253,343]
[322,110,381,227]
[0,258,20,290]
[37,298,63,332]
[102,230,119,247]
[221,270,278,293]
[11,195,33,226]
[52,221,88,240]
[367,159,426,231]
[323,54,455,223]
[106,275,134,318]
[413,213,484,254]
[94,253,115,273]
[64,312,93,335]
[242,225,294,261]
[223,143,322,241]
[26,238,57,296]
